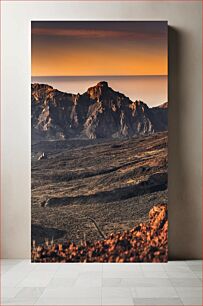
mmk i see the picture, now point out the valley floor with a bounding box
[31,132,168,246]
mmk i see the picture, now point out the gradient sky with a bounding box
[31,21,168,77]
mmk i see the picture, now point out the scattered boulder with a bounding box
[38,152,47,160]
[44,197,69,207]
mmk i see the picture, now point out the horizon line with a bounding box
[31,74,168,78]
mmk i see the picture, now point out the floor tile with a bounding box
[133,297,183,305]
[180,296,202,305]
[175,287,202,298]
[165,261,187,266]
[2,287,22,299]
[35,297,102,305]
[82,263,103,272]
[135,286,178,298]
[1,299,10,305]
[170,277,202,287]
[17,271,55,287]
[102,297,134,305]
[32,263,60,273]
[75,276,102,287]
[186,260,202,266]
[47,277,77,288]
[102,263,143,274]
[74,271,102,287]
[1,259,202,306]
[141,264,165,272]
[164,265,192,272]
[102,277,123,287]
[2,265,15,274]
[103,270,144,278]
[15,287,45,298]
[102,286,132,298]
[189,265,202,272]
[124,277,172,287]
[2,296,39,305]
[143,271,168,278]
[41,287,101,298]
[78,271,102,278]
[1,259,24,266]
[166,271,197,279]
[54,271,80,278]
[193,271,202,279]
[2,264,35,287]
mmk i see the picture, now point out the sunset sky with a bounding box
[31,21,168,77]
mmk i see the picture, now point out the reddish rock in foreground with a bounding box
[31,204,168,263]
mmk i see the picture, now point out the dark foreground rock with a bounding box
[31,204,168,262]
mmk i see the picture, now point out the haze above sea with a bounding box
[31,75,168,107]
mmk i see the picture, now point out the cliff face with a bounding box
[31,81,168,141]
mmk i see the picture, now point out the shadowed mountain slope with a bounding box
[31,81,168,140]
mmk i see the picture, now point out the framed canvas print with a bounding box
[31,21,168,263]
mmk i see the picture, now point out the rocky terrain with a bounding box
[31,132,168,246]
[31,81,168,261]
[32,204,168,263]
[31,81,168,141]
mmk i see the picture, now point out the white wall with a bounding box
[1,0,202,259]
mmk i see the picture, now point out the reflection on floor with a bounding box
[1,260,202,305]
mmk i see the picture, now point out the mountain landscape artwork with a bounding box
[31,21,168,262]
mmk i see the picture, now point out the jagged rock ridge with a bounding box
[31,81,168,140]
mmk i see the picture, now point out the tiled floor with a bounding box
[1,260,202,305]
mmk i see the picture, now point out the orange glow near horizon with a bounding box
[31,21,168,77]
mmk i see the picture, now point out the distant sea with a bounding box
[31,75,168,107]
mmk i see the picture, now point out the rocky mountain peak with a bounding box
[32,83,53,91]
[31,82,168,141]
[87,81,110,101]
[157,102,168,109]
[135,100,149,110]
[96,81,109,88]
